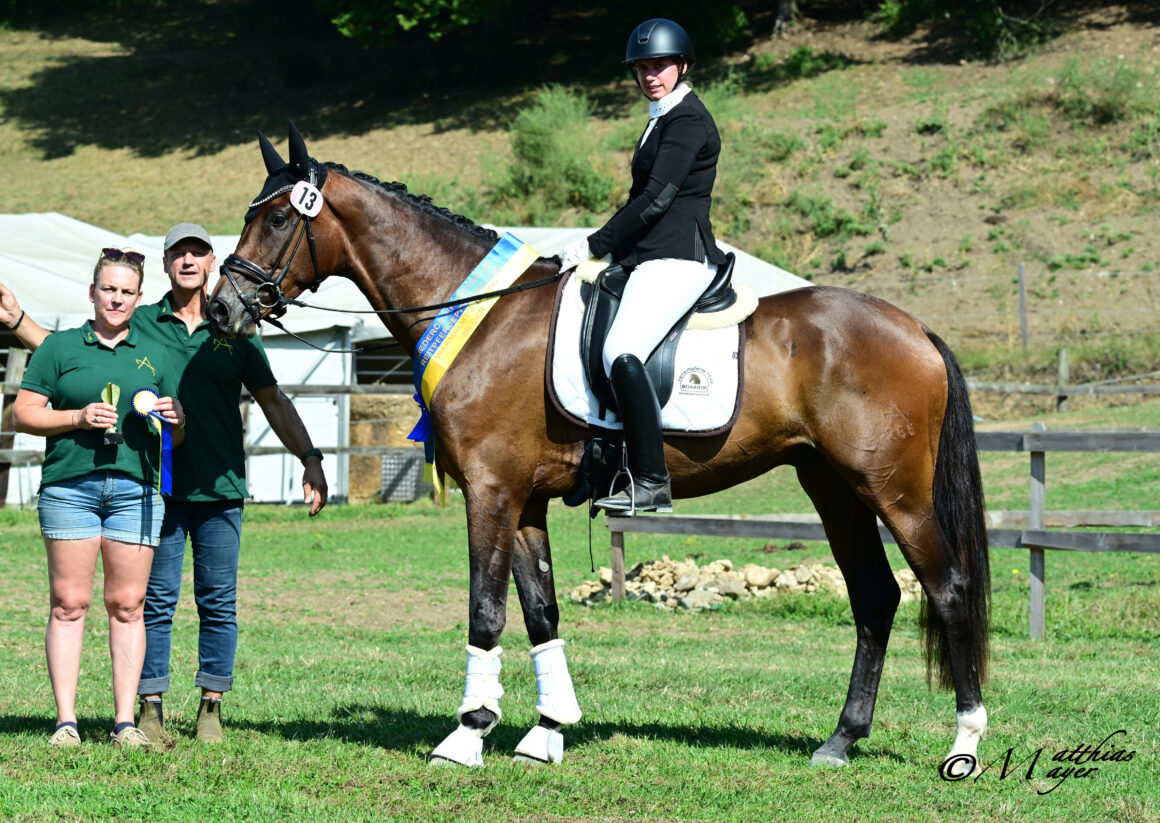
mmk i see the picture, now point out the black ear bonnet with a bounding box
[245,121,328,223]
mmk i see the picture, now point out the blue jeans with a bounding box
[139,500,244,695]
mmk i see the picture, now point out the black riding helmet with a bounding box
[624,18,695,67]
[624,19,694,95]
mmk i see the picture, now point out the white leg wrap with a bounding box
[457,645,504,731]
[946,705,988,775]
[513,725,565,764]
[530,639,582,725]
[431,724,486,767]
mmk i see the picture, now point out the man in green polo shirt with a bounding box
[0,222,328,743]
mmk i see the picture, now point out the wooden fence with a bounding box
[605,424,1160,638]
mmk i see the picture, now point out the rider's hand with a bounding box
[557,239,591,273]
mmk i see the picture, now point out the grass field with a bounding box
[0,403,1157,822]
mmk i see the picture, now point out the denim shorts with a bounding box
[38,472,164,547]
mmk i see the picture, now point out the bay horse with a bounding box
[208,124,990,775]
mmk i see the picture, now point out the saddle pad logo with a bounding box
[678,367,712,396]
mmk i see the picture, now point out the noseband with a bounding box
[220,179,326,327]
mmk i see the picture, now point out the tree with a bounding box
[774,0,796,34]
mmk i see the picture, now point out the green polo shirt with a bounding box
[132,293,276,502]
[21,321,181,489]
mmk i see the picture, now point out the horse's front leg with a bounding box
[509,496,582,764]
[430,487,519,767]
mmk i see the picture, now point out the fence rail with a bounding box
[605,426,1160,638]
[0,444,412,465]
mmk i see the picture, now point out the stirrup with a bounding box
[594,471,672,516]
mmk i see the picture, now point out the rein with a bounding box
[280,271,566,316]
[247,271,566,355]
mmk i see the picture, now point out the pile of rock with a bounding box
[568,556,923,612]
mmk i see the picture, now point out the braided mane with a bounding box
[324,162,500,245]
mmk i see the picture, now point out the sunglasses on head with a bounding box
[102,247,145,266]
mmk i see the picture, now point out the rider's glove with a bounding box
[557,239,592,273]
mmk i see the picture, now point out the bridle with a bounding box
[219,179,326,328]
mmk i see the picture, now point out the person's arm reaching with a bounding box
[251,384,328,516]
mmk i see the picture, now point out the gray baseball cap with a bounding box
[163,222,213,252]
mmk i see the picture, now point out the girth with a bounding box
[580,252,737,414]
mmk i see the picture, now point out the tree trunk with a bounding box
[774,0,795,34]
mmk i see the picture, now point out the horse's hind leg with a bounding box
[508,497,582,764]
[796,455,901,768]
[888,511,988,775]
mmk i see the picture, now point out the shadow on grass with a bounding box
[0,0,636,160]
[8,0,1127,161]
[0,714,138,741]
[229,703,908,765]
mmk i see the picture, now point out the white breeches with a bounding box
[602,257,718,377]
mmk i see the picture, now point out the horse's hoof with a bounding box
[809,751,849,768]
[512,725,564,764]
[430,724,485,767]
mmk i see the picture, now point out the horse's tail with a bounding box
[922,330,990,689]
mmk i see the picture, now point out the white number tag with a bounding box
[291,180,324,217]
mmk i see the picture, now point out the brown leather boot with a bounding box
[195,698,224,744]
[136,698,165,743]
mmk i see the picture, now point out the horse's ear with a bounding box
[258,130,285,175]
[287,120,310,178]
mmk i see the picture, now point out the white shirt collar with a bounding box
[648,82,692,119]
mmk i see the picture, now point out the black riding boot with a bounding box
[594,354,672,514]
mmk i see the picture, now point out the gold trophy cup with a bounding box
[101,382,123,445]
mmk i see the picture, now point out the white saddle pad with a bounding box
[549,273,742,434]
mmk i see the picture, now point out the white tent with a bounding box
[0,213,811,506]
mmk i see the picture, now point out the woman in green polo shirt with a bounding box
[14,249,186,749]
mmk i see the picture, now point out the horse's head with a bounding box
[209,122,342,338]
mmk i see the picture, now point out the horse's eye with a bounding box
[270,211,288,228]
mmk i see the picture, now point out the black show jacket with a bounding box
[587,90,727,268]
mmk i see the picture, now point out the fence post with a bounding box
[610,528,626,603]
[1029,421,1046,639]
[1017,261,1029,351]
[1056,348,1069,413]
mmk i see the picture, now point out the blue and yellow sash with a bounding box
[408,233,540,496]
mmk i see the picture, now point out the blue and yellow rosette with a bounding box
[132,388,173,498]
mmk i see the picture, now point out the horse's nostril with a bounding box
[207,298,229,324]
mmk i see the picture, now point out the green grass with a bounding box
[1,402,1159,821]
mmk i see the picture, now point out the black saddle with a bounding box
[579,252,737,415]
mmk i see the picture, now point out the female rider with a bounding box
[558,18,727,513]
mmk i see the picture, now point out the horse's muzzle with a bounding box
[207,296,255,338]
